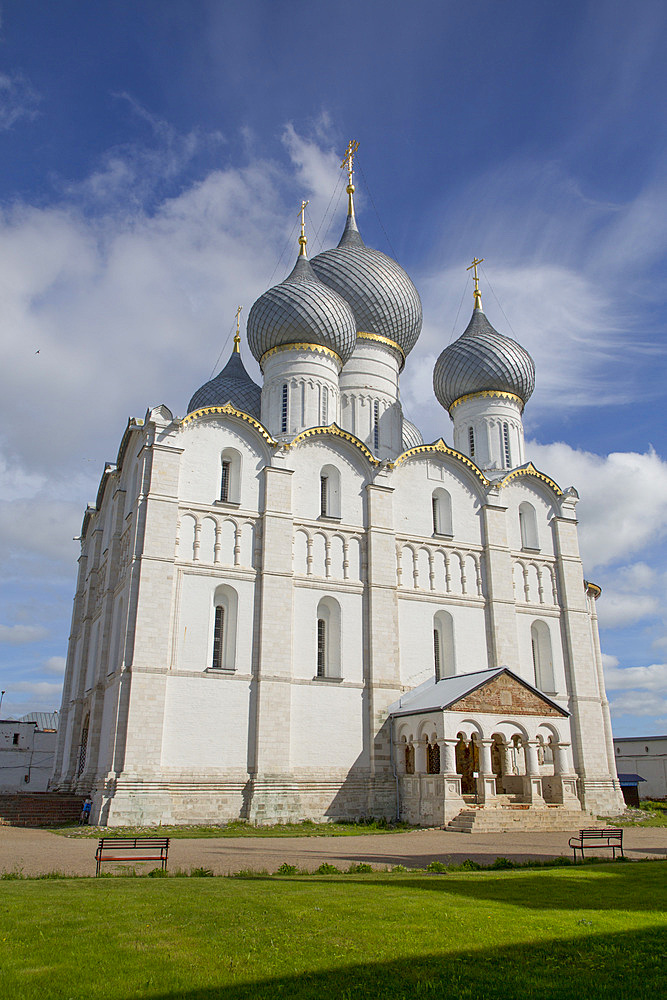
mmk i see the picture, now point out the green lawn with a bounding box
[51,818,414,839]
[2,863,665,999]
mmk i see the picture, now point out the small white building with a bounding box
[613,736,667,800]
[50,169,624,827]
[0,714,59,793]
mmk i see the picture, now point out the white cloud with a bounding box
[609,690,667,719]
[0,72,39,131]
[603,661,667,692]
[527,443,667,571]
[44,656,66,675]
[9,680,63,701]
[0,624,48,644]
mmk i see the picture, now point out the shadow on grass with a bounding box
[251,862,666,913]
[121,926,665,999]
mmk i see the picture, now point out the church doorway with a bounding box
[455,734,478,794]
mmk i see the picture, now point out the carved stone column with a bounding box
[549,741,581,806]
[478,738,498,805]
[522,740,546,805]
[440,737,464,824]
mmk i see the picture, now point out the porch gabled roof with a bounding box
[388,667,569,719]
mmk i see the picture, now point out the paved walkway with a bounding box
[1,825,666,876]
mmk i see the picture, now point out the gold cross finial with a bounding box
[233,305,242,353]
[466,257,485,309]
[341,139,359,214]
[298,199,309,256]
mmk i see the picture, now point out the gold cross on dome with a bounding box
[466,257,485,308]
[340,139,360,185]
[233,305,242,353]
[298,200,309,255]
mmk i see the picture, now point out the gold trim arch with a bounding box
[498,463,563,496]
[391,439,490,486]
[287,424,380,465]
[181,403,277,445]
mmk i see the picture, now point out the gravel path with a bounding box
[1,825,666,877]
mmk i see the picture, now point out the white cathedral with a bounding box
[50,161,624,828]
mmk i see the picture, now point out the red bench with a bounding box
[95,837,170,876]
[568,828,623,862]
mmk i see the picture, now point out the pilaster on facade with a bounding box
[248,465,296,794]
[480,493,520,671]
[365,481,402,780]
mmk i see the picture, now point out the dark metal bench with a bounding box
[95,837,170,876]
[568,827,623,862]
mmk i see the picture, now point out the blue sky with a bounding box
[0,0,665,735]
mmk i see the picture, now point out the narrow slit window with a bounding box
[212,605,225,670]
[281,384,288,434]
[373,401,380,451]
[468,426,475,457]
[317,618,327,677]
[433,628,441,680]
[320,475,328,517]
[320,389,328,426]
[503,423,511,467]
[220,460,231,502]
[432,496,440,534]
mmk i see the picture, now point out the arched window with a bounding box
[519,502,539,550]
[211,585,238,671]
[531,620,555,693]
[468,426,475,457]
[315,597,341,678]
[373,400,380,451]
[77,714,90,777]
[219,448,242,505]
[281,383,289,433]
[319,464,341,519]
[432,488,453,536]
[502,423,511,468]
[433,610,455,679]
[405,744,415,774]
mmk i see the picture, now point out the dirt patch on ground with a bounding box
[2,825,666,877]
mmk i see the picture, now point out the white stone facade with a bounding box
[49,395,624,824]
[50,203,624,826]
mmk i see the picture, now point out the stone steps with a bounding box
[0,793,84,827]
[446,806,596,834]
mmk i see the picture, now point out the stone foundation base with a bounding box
[88,771,398,827]
[579,778,626,817]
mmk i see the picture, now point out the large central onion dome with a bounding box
[247,252,356,368]
[311,208,422,360]
[433,303,535,412]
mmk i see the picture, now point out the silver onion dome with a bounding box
[401,417,424,451]
[433,306,535,411]
[311,211,423,358]
[247,254,356,367]
[187,349,261,418]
